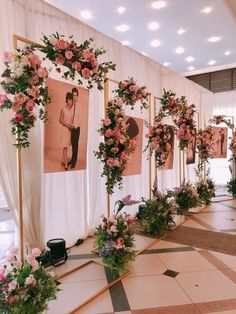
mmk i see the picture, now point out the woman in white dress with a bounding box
[59,92,74,170]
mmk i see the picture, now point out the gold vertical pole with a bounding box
[179,149,182,185]
[153,97,158,188]
[103,75,110,218]
[148,95,152,199]
[13,35,24,263]
[182,150,185,181]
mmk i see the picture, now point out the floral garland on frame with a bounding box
[115,77,150,111]
[229,131,236,161]
[0,33,116,148]
[209,115,234,129]
[144,115,174,168]
[195,126,214,171]
[94,98,137,195]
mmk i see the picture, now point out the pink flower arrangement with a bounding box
[94,97,137,194]
[209,115,234,129]
[229,132,236,161]
[42,33,116,90]
[115,77,150,111]
[196,126,214,170]
[145,117,175,167]
[0,247,59,312]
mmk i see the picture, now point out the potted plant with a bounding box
[196,176,215,205]
[227,177,236,197]
[94,195,139,275]
[0,247,59,314]
[173,181,200,214]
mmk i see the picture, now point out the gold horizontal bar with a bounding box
[13,34,44,49]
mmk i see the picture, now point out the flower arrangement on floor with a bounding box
[94,98,137,194]
[0,48,50,148]
[138,180,176,235]
[229,132,236,161]
[94,195,139,274]
[0,247,59,314]
[195,170,215,205]
[41,32,116,90]
[227,177,236,197]
[196,126,214,171]
[144,116,174,167]
[172,181,200,214]
[115,77,150,111]
[209,115,234,130]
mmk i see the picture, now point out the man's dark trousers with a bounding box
[70,127,80,167]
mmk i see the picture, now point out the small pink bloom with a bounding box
[29,74,39,85]
[114,109,120,115]
[15,92,28,104]
[117,237,124,246]
[114,160,120,167]
[142,90,148,98]
[72,61,81,72]
[50,36,58,46]
[2,51,11,62]
[83,50,94,60]
[55,54,65,65]
[25,274,36,285]
[37,67,48,78]
[104,118,111,126]
[166,142,171,152]
[106,158,115,168]
[28,54,42,69]
[28,86,39,98]
[49,271,56,278]
[32,248,41,257]
[82,68,91,78]
[120,152,127,160]
[15,113,24,122]
[65,50,73,59]
[111,147,119,153]
[121,82,127,89]
[0,94,8,104]
[25,99,35,112]
[14,260,22,269]
[55,39,68,50]
[129,85,136,92]
[7,295,16,305]
[105,129,113,138]
[9,247,18,256]
[110,225,117,233]
[6,254,14,263]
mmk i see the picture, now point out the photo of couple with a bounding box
[212,126,228,158]
[44,78,89,173]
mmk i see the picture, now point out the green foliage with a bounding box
[174,182,200,213]
[196,178,215,205]
[227,178,236,197]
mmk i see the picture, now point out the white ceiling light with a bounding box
[163,62,170,66]
[187,66,195,71]
[224,50,231,56]
[208,36,221,43]
[80,10,92,20]
[116,24,130,32]
[150,39,161,47]
[117,6,126,14]
[185,56,195,62]
[175,46,185,54]
[177,28,186,35]
[201,6,212,14]
[208,60,216,65]
[148,22,159,30]
[122,40,130,46]
[151,1,166,9]
[141,52,148,56]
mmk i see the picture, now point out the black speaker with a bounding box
[47,238,68,266]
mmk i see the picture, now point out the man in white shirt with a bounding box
[69,87,81,168]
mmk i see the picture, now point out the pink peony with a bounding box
[9,247,18,256]
[37,67,48,78]
[2,51,11,62]
[82,68,91,78]
[72,61,81,72]
[14,113,24,122]
[104,118,111,126]
[0,94,8,104]
[32,248,41,257]
[49,271,56,278]
[65,50,73,59]
[55,39,68,50]
[55,54,65,65]
[106,158,115,168]
[14,260,22,269]
[26,253,35,265]
[25,99,35,112]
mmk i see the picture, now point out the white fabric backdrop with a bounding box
[0,0,212,248]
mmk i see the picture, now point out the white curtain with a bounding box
[0,0,212,248]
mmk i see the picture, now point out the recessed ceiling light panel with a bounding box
[175,47,185,54]
[177,28,186,35]
[208,60,216,65]
[163,62,170,66]
[148,22,159,30]
[208,36,221,43]
[116,24,130,32]
[224,50,231,56]
[117,6,126,14]
[151,1,166,9]
[151,39,161,47]
[185,56,195,62]
[80,10,92,20]
[122,40,130,46]
[187,66,195,71]
[201,6,212,14]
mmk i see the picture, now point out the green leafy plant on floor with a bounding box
[227,178,236,197]
[195,170,215,205]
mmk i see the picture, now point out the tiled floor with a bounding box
[2,200,236,313]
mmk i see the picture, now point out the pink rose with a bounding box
[72,61,81,72]
[32,248,41,257]
[26,253,35,264]
[50,36,58,46]
[121,82,127,89]
[25,99,35,112]
[15,113,24,122]
[111,147,119,153]
[65,50,73,59]
[114,160,120,167]
[15,92,28,104]
[120,152,127,160]
[105,129,113,137]
[55,39,68,50]
[28,54,42,69]
[31,260,39,271]
[104,118,111,126]
[83,50,94,60]
[25,274,36,286]
[28,86,39,98]
[106,139,114,145]
[117,237,124,246]
[7,295,16,305]
[82,68,91,78]
[0,94,8,104]
[37,67,48,78]
[110,225,117,233]
[2,51,11,62]
[129,85,136,92]
[55,54,65,65]
[106,158,115,168]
